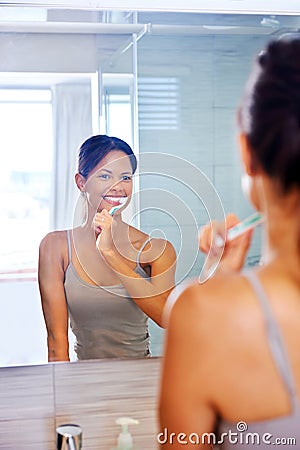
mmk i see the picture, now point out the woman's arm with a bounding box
[101,238,176,327]
[94,210,177,327]
[159,283,217,449]
[38,232,70,362]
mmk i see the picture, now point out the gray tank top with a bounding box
[64,230,151,360]
[217,270,300,449]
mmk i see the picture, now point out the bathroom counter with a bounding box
[0,357,161,449]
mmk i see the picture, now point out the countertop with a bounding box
[0,357,161,449]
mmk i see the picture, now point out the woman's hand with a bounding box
[199,213,252,273]
[93,211,177,327]
[93,209,115,255]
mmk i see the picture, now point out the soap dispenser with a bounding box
[113,417,139,450]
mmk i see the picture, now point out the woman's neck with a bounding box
[260,186,300,274]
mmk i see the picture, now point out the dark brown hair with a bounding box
[238,37,300,192]
[78,135,137,179]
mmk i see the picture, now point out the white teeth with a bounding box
[104,196,127,204]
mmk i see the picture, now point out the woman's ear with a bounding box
[75,173,86,191]
[238,133,257,176]
[239,133,263,211]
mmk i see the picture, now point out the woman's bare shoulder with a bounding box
[40,229,67,246]
[39,229,69,258]
[131,226,176,262]
[167,272,251,326]
[129,225,171,249]
[147,236,175,253]
[128,225,149,243]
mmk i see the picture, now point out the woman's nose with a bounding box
[109,178,125,192]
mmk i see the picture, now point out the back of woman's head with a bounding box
[78,135,137,179]
[238,36,300,193]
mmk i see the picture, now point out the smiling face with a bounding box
[76,150,133,214]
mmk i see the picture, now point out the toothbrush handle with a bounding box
[226,213,264,242]
[214,213,264,247]
[109,207,118,216]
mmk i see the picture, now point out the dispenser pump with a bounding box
[116,417,139,450]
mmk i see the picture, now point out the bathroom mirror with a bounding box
[1,1,300,367]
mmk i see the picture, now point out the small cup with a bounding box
[56,424,82,450]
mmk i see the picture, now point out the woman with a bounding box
[38,135,176,361]
[159,37,300,448]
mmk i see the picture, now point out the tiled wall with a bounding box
[137,33,269,281]
[137,33,270,350]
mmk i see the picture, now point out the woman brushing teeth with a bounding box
[38,135,176,362]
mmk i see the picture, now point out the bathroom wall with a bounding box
[0,280,47,366]
[137,31,267,282]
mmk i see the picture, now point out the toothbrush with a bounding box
[108,197,128,216]
[215,212,264,247]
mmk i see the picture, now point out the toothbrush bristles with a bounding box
[108,197,128,215]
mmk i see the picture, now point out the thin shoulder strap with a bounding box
[66,229,72,265]
[244,270,298,409]
[136,237,152,268]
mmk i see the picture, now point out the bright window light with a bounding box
[105,94,132,146]
[0,89,53,277]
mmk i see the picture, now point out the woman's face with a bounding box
[82,150,133,213]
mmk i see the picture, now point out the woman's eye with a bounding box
[122,175,132,181]
[98,174,110,180]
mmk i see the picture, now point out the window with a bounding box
[138,77,179,130]
[102,93,132,146]
[100,73,138,228]
[0,89,53,279]
[100,74,133,147]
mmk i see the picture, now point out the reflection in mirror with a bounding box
[1,5,300,367]
[39,136,177,362]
